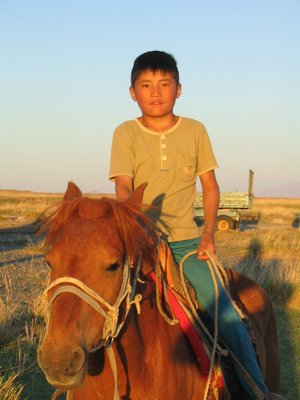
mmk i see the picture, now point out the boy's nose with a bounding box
[151,88,161,97]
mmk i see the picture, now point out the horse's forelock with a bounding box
[78,197,114,219]
[43,197,158,266]
[42,198,83,247]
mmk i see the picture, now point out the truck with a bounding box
[193,170,257,231]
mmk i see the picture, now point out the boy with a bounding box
[109,50,269,399]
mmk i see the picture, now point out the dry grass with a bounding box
[0,190,114,229]
[0,269,49,399]
[254,197,300,226]
[0,190,299,398]
[213,196,300,310]
[0,192,60,228]
[0,372,24,400]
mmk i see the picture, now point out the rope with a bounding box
[107,346,120,400]
[51,387,74,399]
[205,250,246,321]
[66,391,73,400]
[178,251,228,355]
[178,249,228,400]
[51,389,65,400]
[203,250,221,400]
[178,250,267,400]
[154,249,179,326]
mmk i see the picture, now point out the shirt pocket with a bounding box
[176,153,197,182]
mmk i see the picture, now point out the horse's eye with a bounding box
[106,262,121,272]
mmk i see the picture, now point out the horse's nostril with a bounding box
[64,347,85,375]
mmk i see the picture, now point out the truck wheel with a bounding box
[234,221,240,230]
[216,216,234,231]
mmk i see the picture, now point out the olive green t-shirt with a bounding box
[109,117,218,242]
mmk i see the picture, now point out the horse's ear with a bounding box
[63,182,82,201]
[127,182,148,208]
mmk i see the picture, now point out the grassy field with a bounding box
[0,190,299,399]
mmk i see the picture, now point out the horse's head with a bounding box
[37,182,158,390]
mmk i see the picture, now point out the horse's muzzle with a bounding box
[37,344,87,389]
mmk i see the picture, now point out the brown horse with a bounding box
[38,182,280,400]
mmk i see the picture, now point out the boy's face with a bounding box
[129,70,181,118]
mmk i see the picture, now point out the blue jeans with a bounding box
[169,238,269,399]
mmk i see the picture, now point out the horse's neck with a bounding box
[123,281,158,349]
[84,282,206,399]
[121,281,175,364]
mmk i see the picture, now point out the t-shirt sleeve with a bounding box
[109,124,135,181]
[197,125,218,175]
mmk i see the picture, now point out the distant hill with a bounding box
[255,182,300,198]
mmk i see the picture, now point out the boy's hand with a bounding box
[197,232,216,260]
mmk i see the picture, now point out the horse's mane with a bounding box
[42,196,159,266]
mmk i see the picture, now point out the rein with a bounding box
[178,250,223,400]
[45,256,143,400]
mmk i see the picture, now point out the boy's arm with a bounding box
[115,176,133,201]
[198,170,220,260]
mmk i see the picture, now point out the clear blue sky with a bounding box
[1,0,299,196]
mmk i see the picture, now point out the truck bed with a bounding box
[194,192,252,210]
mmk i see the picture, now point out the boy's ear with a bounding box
[129,86,136,101]
[176,83,182,99]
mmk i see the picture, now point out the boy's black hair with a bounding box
[131,50,179,87]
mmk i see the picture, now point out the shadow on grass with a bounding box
[292,213,300,229]
[0,220,43,252]
[236,238,299,399]
[239,219,259,231]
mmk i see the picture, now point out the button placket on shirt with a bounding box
[160,134,169,171]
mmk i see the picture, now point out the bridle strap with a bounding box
[45,260,133,342]
[46,257,143,400]
[47,276,119,313]
[48,285,110,318]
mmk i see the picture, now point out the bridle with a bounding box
[45,256,143,400]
